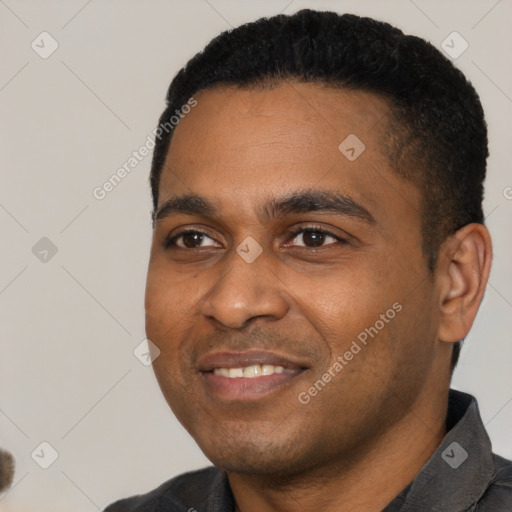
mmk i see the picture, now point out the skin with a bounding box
[144,82,492,512]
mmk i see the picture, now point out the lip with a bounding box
[197,350,308,371]
[197,350,310,402]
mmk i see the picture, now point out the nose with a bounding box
[201,246,289,329]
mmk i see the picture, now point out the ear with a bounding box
[436,223,492,343]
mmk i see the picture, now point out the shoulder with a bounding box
[103,466,222,512]
[476,454,512,510]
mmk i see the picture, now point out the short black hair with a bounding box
[149,9,488,370]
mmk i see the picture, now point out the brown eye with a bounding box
[166,230,219,249]
[181,232,206,248]
[302,230,327,247]
[291,228,340,248]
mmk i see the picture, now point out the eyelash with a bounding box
[164,225,348,249]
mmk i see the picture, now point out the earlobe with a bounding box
[437,224,492,343]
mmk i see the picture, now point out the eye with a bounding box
[288,228,346,248]
[166,230,220,249]
[164,226,347,250]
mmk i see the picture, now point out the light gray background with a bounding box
[1,0,511,510]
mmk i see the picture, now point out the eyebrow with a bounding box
[154,190,376,225]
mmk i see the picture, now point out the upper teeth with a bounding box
[213,364,285,378]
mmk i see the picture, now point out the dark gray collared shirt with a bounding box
[104,390,512,511]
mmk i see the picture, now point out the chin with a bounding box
[211,451,304,477]
[196,428,317,477]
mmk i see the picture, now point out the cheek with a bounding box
[300,259,418,372]
[144,256,205,359]
[300,269,385,336]
[145,256,195,330]
[144,278,172,339]
[145,274,189,384]
[144,272,193,412]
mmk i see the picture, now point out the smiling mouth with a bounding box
[212,364,290,378]
[198,351,309,401]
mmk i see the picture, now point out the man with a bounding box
[105,9,512,512]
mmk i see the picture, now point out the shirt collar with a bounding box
[384,389,494,511]
[206,467,235,511]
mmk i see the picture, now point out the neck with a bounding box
[229,388,448,512]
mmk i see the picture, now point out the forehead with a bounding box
[166,82,391,167]
[158,83,419,228]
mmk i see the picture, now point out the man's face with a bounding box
[145,83,441,476]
